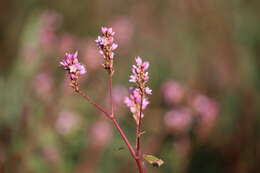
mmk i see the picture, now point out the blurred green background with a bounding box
[0,0,259,172]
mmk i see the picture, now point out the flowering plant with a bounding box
[59,27,163,172]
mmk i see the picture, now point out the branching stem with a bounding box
[76,87,145,173]
[76,90,111,119]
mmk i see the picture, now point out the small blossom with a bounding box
[60,51,86,91]
[124,88,147,124]
[111,43,118,50]
[145,87,152,95]
[101,27,115,36]
[96,27,118,75]
[142,98,150,110]
[135,57,142,66]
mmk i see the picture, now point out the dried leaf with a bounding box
[143,154,164,167]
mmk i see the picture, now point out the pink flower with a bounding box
[124,88,149,124]
[145,87,152,95]
[129,57,149,85]
[164,108,192,133]
[60,51,86,80]
[191,94,219,139]
[96,27,118,74]
[191,94,218,118]
[161,80,185,105]
[125,57,152,124]
[101,27,115,36]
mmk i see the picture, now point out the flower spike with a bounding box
[96,27,118,75]
[125,57,151,125]
[60,51,86,91]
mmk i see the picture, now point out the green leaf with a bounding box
[143,154,164,167]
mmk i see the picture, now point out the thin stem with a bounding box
[112,117,144,173]
[76,90,111,119]
[136,92,143,154]
[76,87,144,172]
[108,73,143,173]
[135,159,144,173]
[112,117,136,159]
[108,74,114,117]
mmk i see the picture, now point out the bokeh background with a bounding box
[0,0,259,172]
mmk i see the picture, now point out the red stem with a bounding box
[76,84,145,172]
[108,75,144,173]
[136,158,144,173]
[112,117,144,173]
[112,118,136,159]
[108,74,114,117]
[76,90,111,118]
[136,91,143,153]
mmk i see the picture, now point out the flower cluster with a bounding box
[60,51,86,91]
[129,57,150,88]
[59,27,160,171]
[124,88,150,124]
[164,107,192,133]
[124,57,152,125]
[96,27,118,75]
